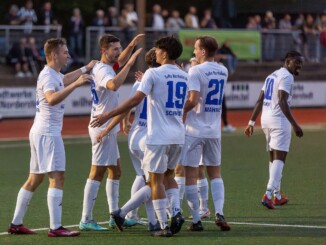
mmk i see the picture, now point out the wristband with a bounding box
[80,66,87,73]
[248,120,255,127]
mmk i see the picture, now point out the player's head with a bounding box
[44,38,70,67]
[194,36,218,63]
[145,48,160,68]
[98,34,121,64]
[283,50,303,76]
[154,36,183,64]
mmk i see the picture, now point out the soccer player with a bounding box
[79,33,143,231]
[96,48,160,230]
[8,38,96,237]
[90,36,188,237]
[244,50,304,209]
[180,36,231,232]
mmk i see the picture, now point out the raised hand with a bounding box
[135,71,144,81]
[127,48,143,67]
[85,60,99,71]
[130,34,145,47]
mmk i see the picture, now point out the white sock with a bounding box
[81,179,101,223]
[145,198,157,226]
[185,185,200,223]
[12,188,33,225]
[47,188,63,230]
[267,160,284,194]
[175,176,185,206]
[210,178,224,216]
[126,176,145,219]
[120,185,151,217]
[166,188,180,217]
[197,178,209,211]
[152,198,168,229]
[106,179,119,213]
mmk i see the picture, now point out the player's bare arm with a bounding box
[91,91,145,127]
[118,34,145,67]
[96,111,129,143]
[122,111,132,134]
[135,71,144,81]
[106,48,143,91]
[244,90,264,137]
[182,90,199,122]
[278,90,303,138]
[63,60,98,85]
[45,74,92,106]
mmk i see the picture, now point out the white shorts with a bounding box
[262,127,291,152]
[29,132,65,174]
[129,148,145,176]
[143,144,182,174]
[180,136,221,167]
[89,129,120,166]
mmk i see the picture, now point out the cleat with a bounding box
[126,216,147,226]
[223,125,236,133]
[148,221,161,232]
[199,209,211,219]
[108,217,116,229]
[261,194,275,209]
[170,212,184,235]
[8,224,36,235]
[187,221,204,231]
[215,213,231,231]
[79,220,108,231]
[273,194,289,206]
[48,226,80,237]
[111,209,125,232]
[151,226,173,237]
[123,218,137,228]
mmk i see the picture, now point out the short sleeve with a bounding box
[129,81,140,98]
[97,66,115,88]
[188,67,201,92]
[279,75,293,94]
[42,73,56,93]
[138,69,154,95]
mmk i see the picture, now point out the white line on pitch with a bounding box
[1,220,325,236]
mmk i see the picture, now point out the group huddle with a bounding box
[8,32,304,238]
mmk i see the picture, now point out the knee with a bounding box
[174,164,184,176]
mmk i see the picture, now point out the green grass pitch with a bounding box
[0,127,325,244]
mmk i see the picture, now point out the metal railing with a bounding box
[0,25,62,59]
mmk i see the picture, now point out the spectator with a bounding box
[166,9,185,31]
[27,36,45,72]
[105,6,118,27]
[303,14,318,62]
[124,3,138,28]
[4,4,21,25]
[200,9,218,29]
[118,9,135,46]
[217,39,237,75]
[6,37,33,78]
[18,0,38,34]
[318,13,326,50]
[68,8,85,58]
[293,14,305,54]
[253,14,262,30]
[262,10,276,61]
[150,4,165,30]
[38,1,57,26]
[185,6,199,29]
[279,14,292,30]
[246,16,256,30]
[92,9,105,26]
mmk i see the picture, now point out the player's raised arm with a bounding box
[118,34,145,67]
[63,60,98,86]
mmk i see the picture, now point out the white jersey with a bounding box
[185,61,228,138]
[128,81,147,151]
[261,67,294,129]
[138,64,188,145]
[30,65,65,136]
[88,62,119,134]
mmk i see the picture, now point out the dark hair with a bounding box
[44,38,66,57]
[196,36,218,58]
[155,36,183,60]
[283,50,302,61]
[98,34,120,49]
[145,48,160,68]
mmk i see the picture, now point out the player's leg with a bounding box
[205,138,230,231]
[9,173,45,235]
[272,150,289,205]
[174,163,185,208]
[197,164,210,219]
[107,160,121,227]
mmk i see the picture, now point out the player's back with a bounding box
[138,64,188,145]
[186,61,228,138]
[261,67,294,128]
